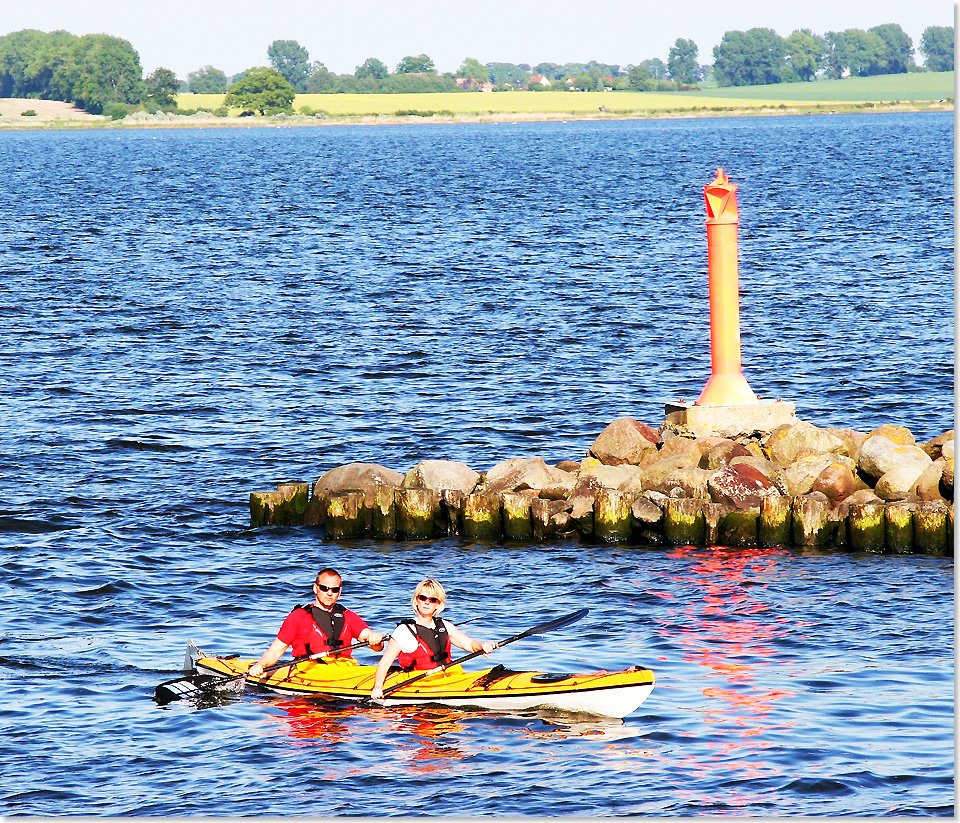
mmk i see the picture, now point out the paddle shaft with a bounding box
[377,607,589,699]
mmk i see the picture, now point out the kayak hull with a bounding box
[195,656,655,719]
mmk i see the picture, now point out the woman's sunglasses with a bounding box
[417,594,442,604]
[315,583,341,593]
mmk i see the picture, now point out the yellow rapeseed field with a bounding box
[179,90,825,117]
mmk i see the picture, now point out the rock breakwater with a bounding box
[250,417,954,553]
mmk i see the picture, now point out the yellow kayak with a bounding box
[195,654,655,719]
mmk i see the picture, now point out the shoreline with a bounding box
[0,100,951,130]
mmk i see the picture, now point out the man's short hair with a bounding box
[316,567,341,584]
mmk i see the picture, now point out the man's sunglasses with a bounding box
[417,594,441,604]
[315,583,341,593]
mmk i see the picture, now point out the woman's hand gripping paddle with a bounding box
[368,607,589,704]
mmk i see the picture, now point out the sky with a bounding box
[2,0,955,80]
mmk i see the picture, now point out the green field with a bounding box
[177,72,953,118]
[692,71,954,101]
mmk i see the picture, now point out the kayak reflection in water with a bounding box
[248,567,384,677]
[371,578,495,699]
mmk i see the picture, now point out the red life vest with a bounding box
[397,618,452,671]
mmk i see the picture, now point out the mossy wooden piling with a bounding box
[885,502,915,554]
[325,491,365,539]
[463,493,501,539]
[594,488,631,542]
[663,498,704,546]
[848,502,886,552]
[501,492,534,540]
[759,496,792,547]
[396,488,437,539]
[721,508,760,548]
[371,488,397,538]
[914,501,948,553]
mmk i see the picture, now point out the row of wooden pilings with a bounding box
[250,482,954,554]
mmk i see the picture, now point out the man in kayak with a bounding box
[370,578,494,699]
[248,568,384,676]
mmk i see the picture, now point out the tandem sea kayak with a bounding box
[190,652,655,719]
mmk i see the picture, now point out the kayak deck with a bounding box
[195,655,655,719]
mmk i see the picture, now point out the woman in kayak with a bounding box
[370,578,495,699]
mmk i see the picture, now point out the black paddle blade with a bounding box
[153,674,238,705]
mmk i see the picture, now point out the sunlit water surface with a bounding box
[0,112,953,817]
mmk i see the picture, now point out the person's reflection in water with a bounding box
[390,707,467,772]
[271,699,357,743]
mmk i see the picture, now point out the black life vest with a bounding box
[298,602,345,654]
[398,617,452,671]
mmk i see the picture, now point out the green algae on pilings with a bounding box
[791,496,831,546]
[249,490,275,527]
[501,492,534,540]
[759,496,792,547]
[848,502,886,552]
[277,482,310,521]
[663,497,705,546]
[325,491,365,538]
[250,483,308,527]
[396,488,437,539]
[594,488,631,542]
[463,492,501,539]
[914,500,948,554]
[371,487,397,538]
[884,502,916,554]
[438,489,465,537]
[720,508,760,547]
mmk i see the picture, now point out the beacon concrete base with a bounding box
[662,399,798,439]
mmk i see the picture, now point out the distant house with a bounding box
[479,82,494,92]
[528,74,551,87]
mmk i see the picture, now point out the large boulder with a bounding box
[875,461,929,501]
[764,421,847,466]
[579,462,646,495]
[866,424,916,446]
[858,435,897,478]
[823,427,867,460]
[658,435,701,461]
[782,454,837,497]
[701,438,752,470]
[811,461,858,504]
[482,456,575,497]
[941,457,954,494]
[402,460,480,495]
[859,440,931,481]
[589,417,660,466]
[913,460,947,502]
[708,463,780,510]
[922,430,955,460]
[313,462,404,509]
[646,465,712,499]
[729,455,783,486]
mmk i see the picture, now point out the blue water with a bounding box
[0,112,953,817]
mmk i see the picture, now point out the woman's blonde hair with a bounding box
[411,578,446,614]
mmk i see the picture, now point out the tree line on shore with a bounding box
[0,23,953,116]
